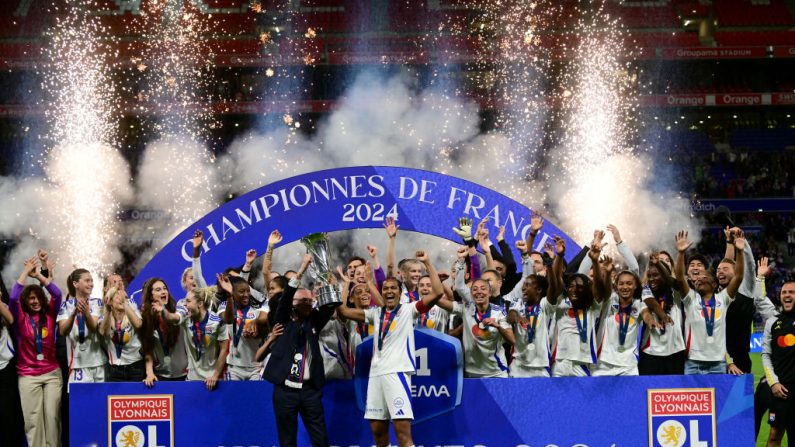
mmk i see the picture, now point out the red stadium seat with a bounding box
[714,0,795,26]
[713,31,795,46]
[602,2,680,29]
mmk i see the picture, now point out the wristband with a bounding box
[465,239,478,248]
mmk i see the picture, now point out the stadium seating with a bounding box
[714,0,795,26]
[713,31,795,46]
[729,128,795,151]
[603,1,681,29]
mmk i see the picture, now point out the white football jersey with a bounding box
[363,302,423,377]
[639,287,685,357]
[57,297,106,369]
[551,294,608,365]
[179,310,228,381]
[0,325,14,370]
[596,294,644,368]
[104,307,144,366]
[510,298,554,371]
[225,306,263,368]
[683,289,733,362]
[452,301,511,377]
[319,318,352,379]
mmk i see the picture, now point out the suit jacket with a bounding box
[262,283,335,388]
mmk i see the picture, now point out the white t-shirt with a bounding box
[510,298,554,371]
[596,294,644,368]
[179,310,228,381]
[0,325,14,370]
[639,287,685,357]
[225,306,263,368]
[104,307,144,366]
[319,318,352,379]
[683,289,733,362]
[57,297,106,369]
[363,302,423,377]
[452,301,511,377]
[551,295,607,365]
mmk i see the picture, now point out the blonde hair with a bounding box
[192,286,219,312]
[103,286,131,333]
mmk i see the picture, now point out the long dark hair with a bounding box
[20,284,50,319]
[140,277,178,358]
[616,270,643,301]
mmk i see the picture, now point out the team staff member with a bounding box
[10,256,64,447]
[58,268,105,385]
[761,281,795,447]
[264,252,333,447]
[337,250,444,447]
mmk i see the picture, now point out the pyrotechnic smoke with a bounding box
[545,10,699,254]
[0,2,133,282]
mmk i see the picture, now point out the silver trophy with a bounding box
[300,233,343,308]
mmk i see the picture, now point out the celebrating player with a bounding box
[99,286,145,382]
[58,267,106,385]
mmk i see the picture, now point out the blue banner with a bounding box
[127,166,580,303]
[691,198,795,214]
[72,375,754,447]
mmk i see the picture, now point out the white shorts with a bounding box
[509,366,550,378]
[365,373,414,421]
[591,362,638,377]
[226,365,261,381]
[69,365,106,384]
[551,359,591,377]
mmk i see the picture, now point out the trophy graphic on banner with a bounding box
[300,233,343,308]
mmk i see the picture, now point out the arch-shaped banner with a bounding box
[128,166,580,299]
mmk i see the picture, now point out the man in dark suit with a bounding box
[263,254,335,447]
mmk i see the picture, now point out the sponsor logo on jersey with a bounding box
[108,395,174,447]
[648,388,716,447]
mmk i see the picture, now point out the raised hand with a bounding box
[267,230,282,248]
[530,210,544,234]
[674,230,692,253]
[588,230,605,261]
[415,250,429,263]
[151,300,164,315]
[216,273,232,294]
[245,249,257,266]
[600,255,615,275]
[456,246,468,261]
[515,240,528,254]
[553,236,566,257]
[366,245,377,259]
[336,266,352,285]
[23,256,37,277]
[384,216,399,239]
[193,230,204,249]
[544,241,555,258]
[496,226,506,242]
[477,227,491,251]
[734,235,746,251]
[723,226,733,243]
[452,217,473,241]
[757,257,770,278]
[364,261,375,283]
[37,249,49,265]
[606,224,622,245]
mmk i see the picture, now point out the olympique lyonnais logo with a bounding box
[108,395,174,447]
[648,388,716,447]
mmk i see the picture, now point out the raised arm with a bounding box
[240,249,257,282]
[547,236,566,305]
[416,251,444,307]
[589,231,611,303]
[384,216,399,278]
[726,236,745,300]
[454,246,474,305]
[753,257,777,322]
[673,230,692,296]
[364,262,384,307]
[125,299,143,330]
[723,226,736,261]
[609,224,639,275]
[526,210,543,255]
[219,274,235,324]
[192,230,208,288]
[262,230,282,295]
[478,228,496,271]
[336,303,366,322]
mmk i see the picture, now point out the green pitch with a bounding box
[751,352,787,447]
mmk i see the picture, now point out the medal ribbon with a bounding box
[233,304,250,348]
[357,321,369,336]
[525,304,540,344]
[656,294,667,334]
[378,304,401,350]
[618,305,632,346]
[701,295,716,337]
[193,311,209,360]
[30,315,44,357]
[76,310,86,343]
[113,320,126,359]
[574,307,588,344]
[475,305,492,325]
